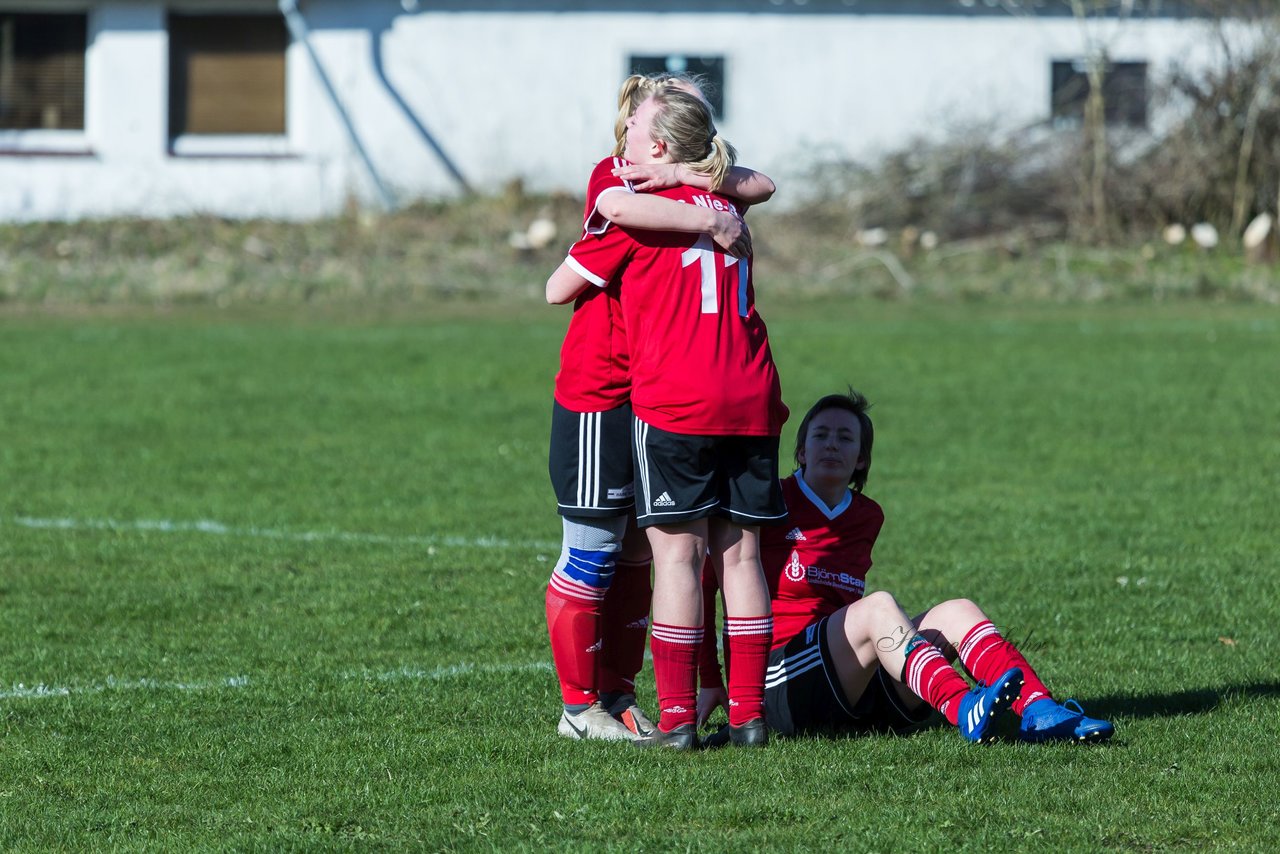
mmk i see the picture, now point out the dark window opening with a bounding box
[0,13,87,131]
[1051,59,1147,129]
[629,54,725,119]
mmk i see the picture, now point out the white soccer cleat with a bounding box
[607,696,657,738]
[557,702,638,742]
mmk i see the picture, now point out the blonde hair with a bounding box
[646,86,737,191]
[611,72,708,157]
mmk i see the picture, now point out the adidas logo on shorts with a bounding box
[653,492,676,507]
[785,527,806,541]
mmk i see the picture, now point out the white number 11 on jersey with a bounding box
[681,235,749,317]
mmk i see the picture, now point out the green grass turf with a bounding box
[2,301,1278,849]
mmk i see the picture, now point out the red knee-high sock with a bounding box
[725,616,771,726]
[721,628,732,684]
[545,573,605,707]
[698,634,725,693]
[903,641,971,725]
[958,620,1050,714]
[598,558,651,698]
[650,622,702,732]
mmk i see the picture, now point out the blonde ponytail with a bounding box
[648,87,737,191]
[612,72,714,157]
[612,74,651,156]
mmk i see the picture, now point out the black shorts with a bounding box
[631,417,786,528]
[765,616,934,738]
[548,401,635,518]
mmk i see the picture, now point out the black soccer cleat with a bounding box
[727,718,768,747]
[701,718,768,749]
[632,723,699,751]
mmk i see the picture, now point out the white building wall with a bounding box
[381,10,1228,196]
[0,1,1247,220]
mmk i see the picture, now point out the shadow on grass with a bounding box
[755,682,1280,744]
[1082,681,1280,721]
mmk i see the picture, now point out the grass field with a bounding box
[2,299,1278,850]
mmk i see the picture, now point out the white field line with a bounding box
[1,674,252,701]
[3,661,555,703]
[9,515,559,552]
[5,516,562,701]
[349,661,556,682]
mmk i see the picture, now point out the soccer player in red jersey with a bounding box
[548,87,789,749]
[698,390,1115,744]
[544,74,775,742]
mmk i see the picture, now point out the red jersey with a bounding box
[698,473,885,685]
[581,155,633,236]
[552,157,635,413]
[762,473,884,650]
[565,184,787,436]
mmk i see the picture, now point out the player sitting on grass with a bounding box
[699,389,1115,744]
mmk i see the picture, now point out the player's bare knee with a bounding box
[862,590,904,619]
[648,532,705,570]
[938,597,983,621]
[720,552,761,582]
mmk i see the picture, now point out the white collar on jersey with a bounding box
[794,469,853,520]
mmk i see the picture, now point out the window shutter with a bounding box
[169,15,287,136]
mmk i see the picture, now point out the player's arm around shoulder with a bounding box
[600,192,750,258]
[546,262,593,305]
[590,156,753,256]
[714,166,776,205]
[582,155,636,236]
[613,162,776,205]
[548,197,636,304]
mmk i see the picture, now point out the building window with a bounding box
[629,54,725,119]
[0,12,87,131]
[1051,59,1147,129]
[168,13,287,143]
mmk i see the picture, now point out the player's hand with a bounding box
[710,211,752,258]
[611,162,683,191]
[697,686,729,727]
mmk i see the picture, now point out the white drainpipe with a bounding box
[278,0,396,212]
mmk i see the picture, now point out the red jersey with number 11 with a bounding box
[565,184,787,436]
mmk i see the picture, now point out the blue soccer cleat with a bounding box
[958,667,1024,743]
[1019,698,1114,743]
